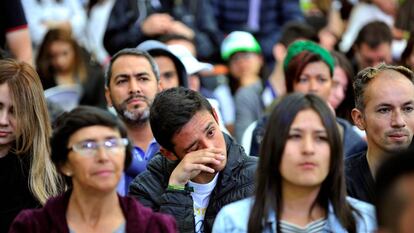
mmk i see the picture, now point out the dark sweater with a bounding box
[345,151,376,204]
[9,191,177,233]
[0,151,39,233]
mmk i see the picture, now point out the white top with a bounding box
[22,0,87,47]
[339,2,393,53]
[85,0,115,66]
[188,173,219,233]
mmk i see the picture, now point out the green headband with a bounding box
[283,40,335,74]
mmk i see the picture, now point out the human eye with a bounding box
[115,77,128,85]
[138,76,150,82]
[73,140,97,156]
[288,133,301,140]
[315,134,328,142]
[317,75,328,83]
[79,141,97,150]
[377,107,390,114]
[403,105,414,113]
[163,72,175,79]
[298,76,308,83]
[207,128,215,138]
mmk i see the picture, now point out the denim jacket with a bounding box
[212,196,377,233]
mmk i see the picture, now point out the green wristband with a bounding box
[167,184,185,191]
[167,184,194,192]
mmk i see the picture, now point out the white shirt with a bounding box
[188,173,219,233]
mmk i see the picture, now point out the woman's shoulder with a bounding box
[212,197,254,233]
[346,196,378,231]
[8,207,54,233]
[120,196,177,233]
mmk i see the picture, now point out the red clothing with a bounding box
[9,191,177,233]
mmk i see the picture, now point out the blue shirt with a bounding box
[212,196,377,233]
[117,139,160,196]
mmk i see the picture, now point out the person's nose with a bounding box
[129,79,142,94]
[95,144,110,162]
[0,110,10,127]
[391,109,406,128]
[302,134,315,156]
[309,78,319,93]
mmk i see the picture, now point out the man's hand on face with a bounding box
[168,148,225,187]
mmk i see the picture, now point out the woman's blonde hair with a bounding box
[0,59,65,204]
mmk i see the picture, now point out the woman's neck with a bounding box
[66,187,124,232]
[56,71,76,85]
[239,74,260,87]
[0,144,11,158]
[280,183,325,227]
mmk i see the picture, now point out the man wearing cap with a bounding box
[346,63,414,204]
[221,31,265,142]
[129,87,257,233]
[105,48,161,195]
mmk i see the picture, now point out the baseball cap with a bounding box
[220,31,262,61]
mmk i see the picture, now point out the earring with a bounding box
[65,172,72,177]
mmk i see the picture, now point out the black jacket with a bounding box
[103,0,221,61]
[129,134,257,233]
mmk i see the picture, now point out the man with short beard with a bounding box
[346,63,414,204]
[105,48,161,195]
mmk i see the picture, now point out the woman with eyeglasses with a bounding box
[9,106,177,233]
[213,93,377,232]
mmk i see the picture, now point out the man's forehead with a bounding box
[112,56,154,75]
[364,71,414,106]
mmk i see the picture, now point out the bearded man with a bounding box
[105,48,161,195]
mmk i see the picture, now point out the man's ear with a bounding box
[160,147,178,161]
[105,87,113,107]
[351,108,366,130]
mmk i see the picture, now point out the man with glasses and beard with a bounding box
[105,48,161,195]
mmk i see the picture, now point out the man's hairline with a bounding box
[106,54,159,89]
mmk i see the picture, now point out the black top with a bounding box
[345,151,376,204]
[0,0,27,49]
[0,150,39,232]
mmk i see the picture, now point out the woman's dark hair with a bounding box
[248,93,357,233]
[331,50,355,122]
[284,51,332,93]
[400,35,414,69]
[36,28,87,84]
[51,106,132,181]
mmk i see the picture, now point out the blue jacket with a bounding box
[212,196,377,233]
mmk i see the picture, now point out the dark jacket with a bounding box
[345,151,375,204]
[129,133,257,233]
[0,150,39,233]
[9,191,177,233]
[210,0,303,64]
[103,0,221,61]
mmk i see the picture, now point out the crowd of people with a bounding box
[2,0,414,232]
